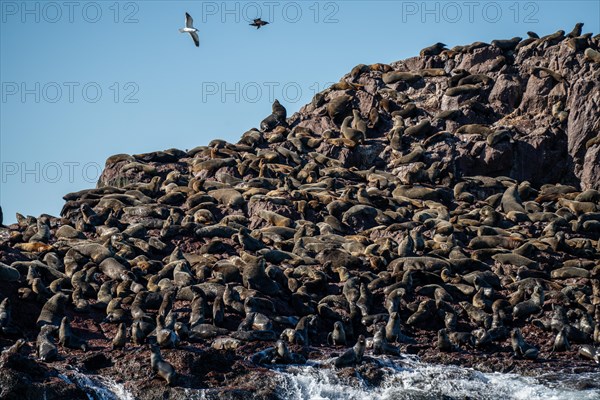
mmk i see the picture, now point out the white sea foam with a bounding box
[275,357,600,400]
[59,370,134,400]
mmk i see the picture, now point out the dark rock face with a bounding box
[2,27,600,399]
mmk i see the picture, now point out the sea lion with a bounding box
[242,257,279,296]
[406,300,436,328]
[404,120,433,137]
[150,344,177,385]
[327,95,352,123]
[260,99,287,131]
[445,84,481,97]
[584,48,600,64]
[372,326,400,356]
[457,74,493,86]
[132,318,154,345]
[156,316,180,348]
[513,285,544,320]
[272,339,306,364]
[456,124,491,137]
[327,321,347,346]
[491,37,522,51]
[29,219,50,243]
[59,317,88,351]
[1,338,25,362]
[461,302,492,329]
[280,328,305,345]
[341,116,364,145]
[511,328,539,359]
[538,29,565,47]
[113,322,127,349]
[386,311,416,343]
[437,328,456,352]
[579,345,600,363]
[189,293,206,327]
[0,298,13,332]
[349,64,370,81]
[567,22,584,38]
[189,323,229,340]
[420,42,447,56]
[334,335,366,368]
[465,41,489,52]
[37,293,69,328]
[0,262,21,282]
[553,326,571,352]
[356,283,372,317]
[223,283,245,315]
[566,35,591,51]
[351,109,367,134]
[212,337,242,350]
[212,296,224,326]
[250,346,277,365]
[37,325,59,362]
[382,71,422,85]
[515,36,537,50]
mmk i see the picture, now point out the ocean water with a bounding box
[275,357,600,400]
[59,371,135,400]
[56,357,600,400]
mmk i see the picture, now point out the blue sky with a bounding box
[1,0,599,223]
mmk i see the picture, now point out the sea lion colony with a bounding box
[1,24,600,395]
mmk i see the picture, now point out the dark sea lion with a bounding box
[511,328,539,359]
[553,326,571,352]
[420,42,447,56]
[327,321,347,346]
[250,346,277,365]
[0,262,20,282]
[437,328,456,352]
[37,293,69,328]
[212,296,225,326]
[242,257,279,296]
[327,95,352,123]
[341,116,365,145]
[567,22,584,38]
[37,325,59,362]
[59,317,88,351]
[445,84,481,97]
[273,340,306,364]
[334,335,366,368]
[113,322,127,349]
[382,71,422,85]
[372,326,400,356]
[260,99,287,131]
[150,344,177,385]
[387,311,416,343]
[491,37,522,51]
[132,318,154,345]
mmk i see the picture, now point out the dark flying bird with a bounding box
[250,18,269,29]
[179,12,199,47]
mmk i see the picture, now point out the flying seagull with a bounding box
[249,18,269,29]
[179,12,199,47]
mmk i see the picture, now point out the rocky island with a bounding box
[1,25,600,399]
